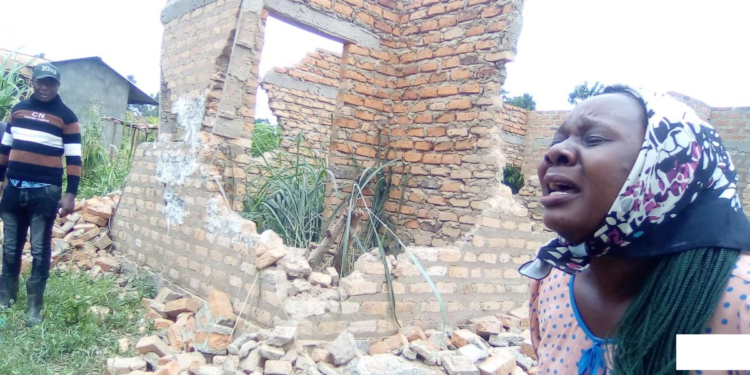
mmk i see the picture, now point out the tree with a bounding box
[503,92,536,110]
[568,81,603,105]
[126,75,137,84]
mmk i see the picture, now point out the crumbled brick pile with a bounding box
[107,282,538,375]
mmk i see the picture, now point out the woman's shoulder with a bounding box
[730,251,750,282]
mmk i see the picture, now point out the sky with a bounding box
[1,0,748,117]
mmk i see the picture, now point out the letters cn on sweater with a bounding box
[0,95,82,195]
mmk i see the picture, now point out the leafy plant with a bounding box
[241,135,329,248]
[0,271,151,375]
[502,165,525,194]
[250,121,282,157]
[73,105,134,198]
[0,50,34,121]
[503,92,536,110]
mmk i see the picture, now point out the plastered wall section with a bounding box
[261,49,342,154]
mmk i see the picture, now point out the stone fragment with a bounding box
[278,254,312,278]
[470,316,504,338]
[443,355,480,375]
[282,349,298,364]
[458,343,490,363]
[520,341,536,360]
[154,318,174,330]
[339,271,378,296]
[106,357,147,374]
[207,290,237,327]
[227,333,256,355]
[256,230,284,256]
[310,348,333,363]
[165,297,203,317]
[267,326,297,347]
[478,350,517,375]
[158,352,206,372]
[308,272,332,288]
[194,331,231,355]
[509,307,530,328]
[512,350,535,372]
[167,324,185,350]
[317,362,341,375]
[195,365,223,375]
[452,330,481,348]
[95,256,120,272]
[259,344,285,360]
[94,234,113,250]
[325,267,339,285]
[239,349,263,373]
[409,340,439,361]
[155,287,183,304]
[136,335,174,357]
[369,334,408,355]
[265,360,293,375]
[89,305,111,323]
[238,340,260,358]
[402,344,418,360]
[288,278,312,296]
[85,197,115,219]
[255,247,287,269]
[489,333,525,348]
[400,326,428,342]
[295,354,316,370]
[117,338,129,353]
[348,354,438,375]
[328,329,357,366]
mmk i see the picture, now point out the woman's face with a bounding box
[538,93,646,244]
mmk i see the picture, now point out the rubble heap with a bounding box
[107,283,538,375]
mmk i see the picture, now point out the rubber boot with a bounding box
[0,275,20,311]
[26,279,47,327]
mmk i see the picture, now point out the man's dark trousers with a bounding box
[0,184,61,307]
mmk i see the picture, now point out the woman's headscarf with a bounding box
[520,85,750,280]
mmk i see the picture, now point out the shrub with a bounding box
[250,121,282,157]
[0,51,34,121]
[502,165,525,194]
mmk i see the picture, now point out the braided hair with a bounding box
[609,248,740,374]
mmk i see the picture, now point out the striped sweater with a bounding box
[0,95,82,195]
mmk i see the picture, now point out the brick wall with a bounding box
[261,49,341,154]
[500,104,528,168]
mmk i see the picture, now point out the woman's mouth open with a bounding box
[541,177,581,207]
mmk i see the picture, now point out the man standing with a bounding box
[0,63,81,326]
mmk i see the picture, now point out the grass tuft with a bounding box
[0,271,153,375]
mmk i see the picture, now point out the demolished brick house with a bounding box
[111,0,750,341]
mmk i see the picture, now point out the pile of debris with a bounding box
[6,193,123,276]
[107,282,538,375]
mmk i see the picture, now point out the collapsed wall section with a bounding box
[261,49,341,154]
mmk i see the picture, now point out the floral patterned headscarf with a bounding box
[520,85,750,280]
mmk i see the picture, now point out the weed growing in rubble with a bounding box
[0,50,34,121]
[242,135,329,248]
[0,271,152,375]
[250,120,282,157]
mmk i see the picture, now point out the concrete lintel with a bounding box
[501,132,526,145]
[265,0,380,48]
[262,71,339,99]
[161,0,219,24]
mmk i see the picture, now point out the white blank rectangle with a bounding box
[677,335,750,370]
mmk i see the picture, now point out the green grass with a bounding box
[0,271,155,375]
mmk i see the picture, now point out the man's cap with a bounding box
[32,63,61,82]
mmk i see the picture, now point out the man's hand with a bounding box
[58,193,76,218]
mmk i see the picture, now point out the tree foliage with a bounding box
[568,80,603,105]
[504,93,536,110]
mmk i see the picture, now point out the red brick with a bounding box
[354,84,374,96]
[443,56,460,68]
[440,181,464,192]
[355,12,374,25]
[430,73,447,83]
[481,6,502,17]
[468,0,490,4]
[423,154,442,164]
[489,20,508,32]
[334,3,353,16]
[344,0,363,5]
[435,46,454,57]
[449,99,472,110]
[392,140,414,150]
[404,152,423,162]
[415,114,433,124]
[476,40,494,50]
[411,102,427,112]
[419,87,438,98]
[427,196,447,206]
[438,17,458,28]
[443,154,462,164]
[342,69,367,82]
[407,128,424,137]
[450,69,471,80]
[438,85,459,96]
[416,49,433,60]
[347,44,369,56]
[455,43,475,54]
[415,142,433,151]
[458,10,480,22]
[421,61,438,72]
[426,127,447,136]
[456,112,479,122]
[356,146,377,157]
[466,25,485,36]
[355,110,375,120]
[374,20,393,33]
[460,83,481,93]
[434,142,453,151]
[456,140,476,150]
[420,20,439,32]
[334,117,359,129]
[437,113,456,123]
[364,98,384,111]
[423,33,441,44]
